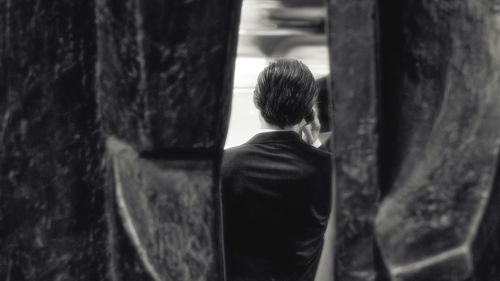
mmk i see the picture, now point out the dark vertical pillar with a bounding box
[375,1,500,280]
[0,1,105,280]
[327,1,380,280]
[96,0,242,280]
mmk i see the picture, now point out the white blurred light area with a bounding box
[225,57,268,149]
[224,0,329,149]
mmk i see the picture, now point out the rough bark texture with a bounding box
[375,1,500,280]
[106,138,220,281]
[0,0,106,280]
[96,0,242,280]
[327,1,380,280]
[96,0,241,152]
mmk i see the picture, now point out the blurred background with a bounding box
[225,0,330,148]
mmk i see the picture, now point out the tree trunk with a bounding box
[96,0,242,280]
[0,0,105,280]
[375,1,500,280]
[327,0,380,280]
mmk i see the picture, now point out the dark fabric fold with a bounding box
[222,131,332,281]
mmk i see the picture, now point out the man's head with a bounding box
[254,58,318,129]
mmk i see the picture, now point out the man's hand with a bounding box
[300,107,321,146]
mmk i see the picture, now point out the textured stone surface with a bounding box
[96,0,242,151]
[375,1,500,280]
[96,0,242,280]
[106,138,221,281]
[327,0,380,280]
[0,0,105,280]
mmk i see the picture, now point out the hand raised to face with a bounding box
[300,106,321,146]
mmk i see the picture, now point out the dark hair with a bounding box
[316,76,332,132]
[253,58,318,128]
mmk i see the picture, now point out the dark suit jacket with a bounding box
[222,131,332,281]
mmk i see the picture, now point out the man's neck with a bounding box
[260,123,300,134]
[259,116,301,134]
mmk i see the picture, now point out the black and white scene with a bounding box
[1,0,500,281]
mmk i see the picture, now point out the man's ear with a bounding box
[304,108,314,124]
[298,118,307,128]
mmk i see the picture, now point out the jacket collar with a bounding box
[246,131,304,145]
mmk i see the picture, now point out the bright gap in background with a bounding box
[225,0,329,149]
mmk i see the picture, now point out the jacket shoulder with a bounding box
[222,144,253,170]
